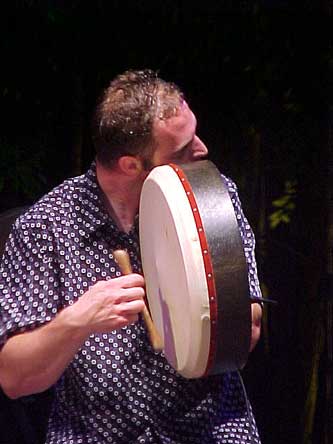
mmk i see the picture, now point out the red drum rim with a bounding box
[139,160,251,378]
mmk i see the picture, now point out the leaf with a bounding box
[281,214,290,223]
[269,178,298,229]
[272,196,290,207]
[286,202,296,210]
[269,211,283,229]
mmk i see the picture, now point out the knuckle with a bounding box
[129,273,145,284]
[113,304,123,316]
[138,288,145,298]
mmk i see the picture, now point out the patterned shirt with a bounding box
[0,162,262,444]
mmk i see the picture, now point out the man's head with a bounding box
[92,69,184,168]
[92,69,208,171]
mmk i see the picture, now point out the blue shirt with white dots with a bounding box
[0,162,262,444]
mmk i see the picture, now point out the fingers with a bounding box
[103,275,145,303]
[69,276,147,335]
[251,303,262,327]
[115,299,146,316]
[91,277,145,306]
[92,274,144,292]
[91,275,145,296]
[116,313,140,328]
[84,276,146,330]
[113,273,145,289]
[116,286,145,302]
[249,303,262,352]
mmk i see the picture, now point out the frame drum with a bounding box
[139,160,251,378]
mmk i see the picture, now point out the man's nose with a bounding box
[192,136,209,159]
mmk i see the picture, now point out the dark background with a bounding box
[0,1,331,444]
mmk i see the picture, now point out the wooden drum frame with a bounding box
[139,160,251,378]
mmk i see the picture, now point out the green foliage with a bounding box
[269,180,297,229]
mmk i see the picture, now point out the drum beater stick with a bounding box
[113,249,164,352]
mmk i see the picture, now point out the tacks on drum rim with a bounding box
[139,160,251,379]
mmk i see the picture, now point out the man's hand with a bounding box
[250,303,262,352]
[62,274,146,336]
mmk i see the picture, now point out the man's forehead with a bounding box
[154,101,196,140]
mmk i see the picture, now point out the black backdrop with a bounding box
[0,2,331,444]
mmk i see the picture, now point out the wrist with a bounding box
[56,303,90,343]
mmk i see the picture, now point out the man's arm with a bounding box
[222,174,263,352]
[0,275,145,399]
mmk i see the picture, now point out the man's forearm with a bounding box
[0,307,87,399]
[0,274,145,399]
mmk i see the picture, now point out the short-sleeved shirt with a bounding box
[0,162,262,444]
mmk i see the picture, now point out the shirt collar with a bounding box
[74,161,139,239]
[74,161,111,238]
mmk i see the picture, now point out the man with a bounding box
[0,69,262,443]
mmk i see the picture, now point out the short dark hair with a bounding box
[91,69,184,167]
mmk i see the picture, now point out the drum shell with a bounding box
[179,160,251,374]
[139,160,251,377]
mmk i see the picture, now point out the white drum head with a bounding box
[139,160,251,379]
[139,165,211,378]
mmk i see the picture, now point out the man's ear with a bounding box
[117,156,144,177]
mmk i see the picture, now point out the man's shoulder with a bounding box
[15,173,88,232]
[220,173,238,194]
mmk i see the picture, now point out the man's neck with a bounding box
[96,161,143,233]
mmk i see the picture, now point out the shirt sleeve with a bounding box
[222,175,263,302]
[0,217,62,346]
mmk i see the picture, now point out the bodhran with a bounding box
[139,160,251,379]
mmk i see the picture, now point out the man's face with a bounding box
[150,101,208,167]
